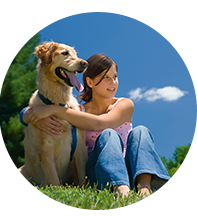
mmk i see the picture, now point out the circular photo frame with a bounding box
[0,12,196,210]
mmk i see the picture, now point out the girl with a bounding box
[21,54,170,198]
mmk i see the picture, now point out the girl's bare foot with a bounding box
[136,173,152,198]
[137,187,150,198]
[115,185,130,198]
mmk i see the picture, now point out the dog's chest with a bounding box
[48,122,73,161]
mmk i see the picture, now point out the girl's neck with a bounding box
[90,96,115,114]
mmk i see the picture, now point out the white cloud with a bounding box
[128,86,188,102]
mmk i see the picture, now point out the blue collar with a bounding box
[38,91,68,107]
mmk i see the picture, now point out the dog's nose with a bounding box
[80,60,89,68]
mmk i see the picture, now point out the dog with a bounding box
[19,42,88,186]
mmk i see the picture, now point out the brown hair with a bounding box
[79,54,118,102]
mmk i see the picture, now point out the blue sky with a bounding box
[39,12,196,159]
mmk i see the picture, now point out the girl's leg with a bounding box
[125,125,170,194]
[86,128,130,192]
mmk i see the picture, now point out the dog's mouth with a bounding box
[55,67,84,92]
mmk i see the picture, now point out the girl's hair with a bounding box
[79,54,118,102]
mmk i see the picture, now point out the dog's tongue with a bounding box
[66,72,84,92]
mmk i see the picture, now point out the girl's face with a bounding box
[87,64,119,99]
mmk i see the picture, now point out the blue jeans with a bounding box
[86,126,170,191]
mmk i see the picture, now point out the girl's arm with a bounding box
[27,98,134,131]
[22,107,65,135]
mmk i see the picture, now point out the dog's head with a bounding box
[35,42,88,92]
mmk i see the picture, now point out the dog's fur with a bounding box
[19,42,88,186]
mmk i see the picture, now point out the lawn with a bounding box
[38,184,148,210]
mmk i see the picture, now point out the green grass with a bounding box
[38,184,148,210]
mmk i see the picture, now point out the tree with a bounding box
[0,33,40,167]
[160,143,191,177]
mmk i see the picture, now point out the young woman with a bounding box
[21,54,170,198]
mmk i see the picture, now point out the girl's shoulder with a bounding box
[111,97,124,108]
[112,97,134,109]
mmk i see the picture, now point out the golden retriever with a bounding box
[19,42,88,186]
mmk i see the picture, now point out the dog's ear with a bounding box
[35,42,59,64]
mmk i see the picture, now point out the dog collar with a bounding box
[38,91,69,108]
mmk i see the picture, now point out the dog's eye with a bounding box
[62,51,69,56]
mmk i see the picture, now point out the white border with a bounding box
[1,1,196,215]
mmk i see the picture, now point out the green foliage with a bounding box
[0,33,40,167]
[160,143,191,177]
[38,184,146,209]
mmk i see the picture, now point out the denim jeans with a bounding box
[86,126,170,191]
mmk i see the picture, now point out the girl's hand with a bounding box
[28,105,55,124]
[35,116,64,136]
